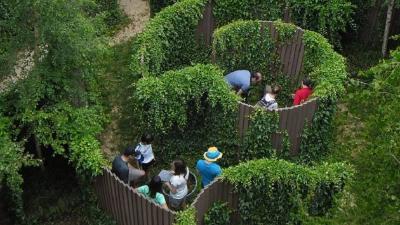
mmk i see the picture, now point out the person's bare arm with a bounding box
[165,182,177,193]
[161,203,169,210]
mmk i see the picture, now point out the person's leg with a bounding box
[128,167,145,187]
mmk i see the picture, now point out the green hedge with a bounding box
[298,30,347,163]
[214,0,354,45]
[149,0,178,16]
[174,206,197,225]
[222,158,354,224]
[130,0,208,77]
[133,64,239,164]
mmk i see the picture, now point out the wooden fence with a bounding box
[94,168,176,225]
[95,169,239,225]
[192,179,239,225]
[238,99,318,155]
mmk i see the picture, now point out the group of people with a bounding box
[111,134,223,210]
[224,69,313,110]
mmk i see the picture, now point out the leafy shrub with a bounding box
[130,0,209,76]
[134,64,239,164]
[0,117,39,222]
[222,159,354,224]
[213,0,354,45]
[204,201,232,225]
[174,206,197,225]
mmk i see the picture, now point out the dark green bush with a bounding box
[204,202,232,225]
[149,0,177,16]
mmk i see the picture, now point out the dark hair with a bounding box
[251,72,262,81]
[141,133,154,144]
[148,176,162,199]
[123,146,136,156]
[302,78,312,88]
[172,159,187,176]
[271,85,282,95]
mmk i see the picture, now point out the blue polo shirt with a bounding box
[224,70,251,92]
[196,160,222,187]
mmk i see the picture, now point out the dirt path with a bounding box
[111,0,150,46]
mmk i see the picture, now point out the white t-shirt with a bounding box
[260,93,278,110]
[135,143,154,164]
[169,174,188,199]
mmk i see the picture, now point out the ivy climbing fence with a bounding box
[94,169,238,225]
[238,99,318,155]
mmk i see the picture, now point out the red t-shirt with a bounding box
[293,87,312,105]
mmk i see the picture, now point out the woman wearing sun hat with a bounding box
[196,147,223,188]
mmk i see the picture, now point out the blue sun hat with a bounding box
[203,146,223,162]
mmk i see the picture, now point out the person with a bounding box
[196,147,222,188]
[165,159,188,210]
[257,85,281,110]
[136,176,168,210]
[135,134,155,174]
[293,78,313,105]
[224,70,262,96]
[112,146,145,186]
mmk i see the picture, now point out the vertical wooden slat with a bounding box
[157,205,164,225]
[288,30,301,77]
[123,185,131,225]
[108,172,118,219]
[295,40,306,84]
[114,176,124,225]
[292,29,304,82]
[104,170,112,215]
[127,188,135,225]
[146,198,153,225]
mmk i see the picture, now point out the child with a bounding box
[135,134,155,174]
[293,78,313,105]
[165,159,188,210]
[257,85,281,110]
[136,176,168,210]
[196,147,222,188]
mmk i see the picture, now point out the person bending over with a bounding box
[224,70,262,96]
[136,175,168,210]
[196,147,222,188]
[293,78,313,105]
[112,146,145,186]
[257,85,281,110]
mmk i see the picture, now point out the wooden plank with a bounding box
[287,29,299,76]
[157,205,163,225]
[295,40,305,84]
[108,172,118,219]
[238,103,245,139]
[126,188,135,225]
[292,29,304,82]
[115,177,125,225]
[243,105,250,134]
[162,208,169,225]
[289,30,301,78]
[104,170,112,215]
[146,198,153,225]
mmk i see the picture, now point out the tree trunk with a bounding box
[382,0,395,57]
[33,134,45,171]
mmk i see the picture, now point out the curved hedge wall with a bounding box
[130,0,208,76]
[222,158,354,224]
[214,0,354,45]
[133,64,239,164]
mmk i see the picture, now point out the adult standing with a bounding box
[112,146,145,186]
[224,70,262,96]
[293,78,313,105]
[196,147,223,188]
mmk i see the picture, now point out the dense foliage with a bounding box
[213,0,354,45]
[149,0,178,16]
[134,64,239,164]
[0,0,112,220]
[204,201,232,225]
[298,30,347,163]
[130,0,208,76]
[222,158,354,224]
[0,117,39,222]
[174,206,197,225]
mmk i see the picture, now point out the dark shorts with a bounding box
[141,159,156,172]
